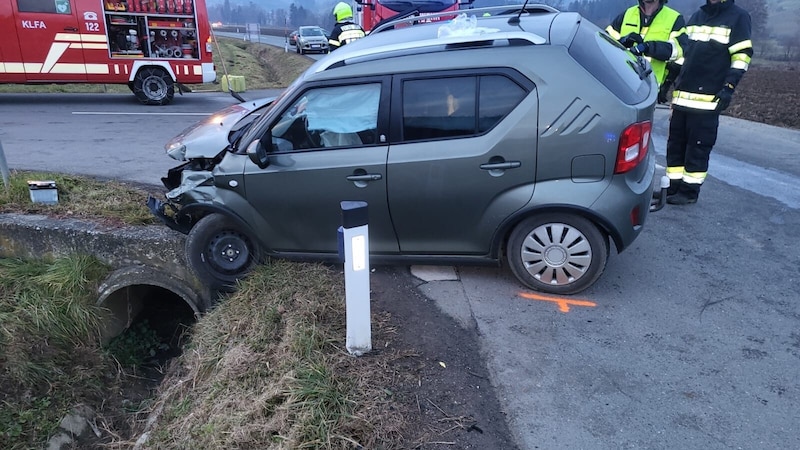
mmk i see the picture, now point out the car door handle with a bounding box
[346,174,382,182]
[64,27,78,32]
[480,161,521,170]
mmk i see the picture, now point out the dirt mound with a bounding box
[725,65,800,130]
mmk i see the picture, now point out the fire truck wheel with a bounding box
[185,213,263,292]
[132,67,175,105]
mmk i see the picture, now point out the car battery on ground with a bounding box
[27,181,59,205]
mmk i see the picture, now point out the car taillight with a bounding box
[615,121,651,174]
[206,37,214,53]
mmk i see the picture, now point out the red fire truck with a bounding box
[355,0,471,32]
[0,0,216,105]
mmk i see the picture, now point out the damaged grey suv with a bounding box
[149,5,660,294]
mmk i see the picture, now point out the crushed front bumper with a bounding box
[147,195,192,234]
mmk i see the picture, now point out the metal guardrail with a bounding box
[213,25,288,38]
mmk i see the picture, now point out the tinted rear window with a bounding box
[568,21,651,105]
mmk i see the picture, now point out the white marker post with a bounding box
[0,140,9,190]
[339,201,371,356]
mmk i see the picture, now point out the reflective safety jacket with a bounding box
[329,21,366,50]
[672,0,753,113]
[606,4,687,85]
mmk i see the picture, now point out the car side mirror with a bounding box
[246,137,270,168]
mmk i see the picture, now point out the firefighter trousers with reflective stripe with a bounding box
[666,108,720,185]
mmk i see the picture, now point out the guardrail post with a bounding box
[339,201,371,356]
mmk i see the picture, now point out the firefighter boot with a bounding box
[667,182,700,205]
[667,179,683,197]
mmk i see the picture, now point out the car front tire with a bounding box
[185,213,262,292]
[506,213,608,295]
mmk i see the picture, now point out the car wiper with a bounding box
[628,57,652,81]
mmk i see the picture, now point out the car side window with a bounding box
[403,77,476,141]
[478,75,527,133]
[270,83,381,152]
[402,74,526,141]
[18,0,71,14]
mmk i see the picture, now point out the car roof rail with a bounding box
[314,31,546,73]
[371,3,559,34]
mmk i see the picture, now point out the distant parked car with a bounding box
[288,30,299,46]
[295,26,329,54]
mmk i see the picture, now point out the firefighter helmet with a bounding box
[333,2,353,22]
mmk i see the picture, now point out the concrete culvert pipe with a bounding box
[97,265,204,343]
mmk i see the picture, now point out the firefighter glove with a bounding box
[631,42,649,56]
[714,84,735,111]
[619,32,643,48]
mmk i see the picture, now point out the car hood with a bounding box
[164,97,274,160]
[302,36,327,43]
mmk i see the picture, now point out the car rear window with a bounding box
[568,21,651,105]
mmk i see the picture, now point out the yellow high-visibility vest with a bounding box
[619,5,682,85]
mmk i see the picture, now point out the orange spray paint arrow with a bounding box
[519,292,596,313]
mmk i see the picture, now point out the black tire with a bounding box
[506,213,608,295]
[132,67,175,105]
[185,214,261,291]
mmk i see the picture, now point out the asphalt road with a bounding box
[422,108,800,449]
[1,94,798,449]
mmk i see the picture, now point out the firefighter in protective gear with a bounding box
[665,0,752,205]
[606,0,688,93]
[329,2,365,51]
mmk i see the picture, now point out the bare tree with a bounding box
[779,29,800,61]
[737,0,768,39]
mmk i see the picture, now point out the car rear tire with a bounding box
[132,67,174,105]
[506,213,608,295]
[185,214,261,292]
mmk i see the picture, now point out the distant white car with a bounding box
[295,26,329,55]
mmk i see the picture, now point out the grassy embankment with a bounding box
[0,43,416,449]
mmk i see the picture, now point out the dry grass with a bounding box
[202,38,312,90]
[122,261,410,450]
[0,170,160,225]
[0,255,113,450]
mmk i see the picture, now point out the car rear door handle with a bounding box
[480,161,521,170]
[64,27,78,32]
[346,174,382,182]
